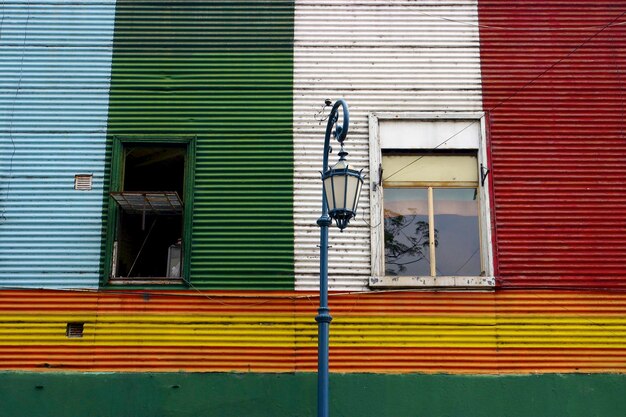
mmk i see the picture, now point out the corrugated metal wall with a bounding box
[2,0,626,379]
[0,1,116,288]
[479,1,626,288]
[106,1,295,289]
[2,289,626,373]
[293,0,484,291]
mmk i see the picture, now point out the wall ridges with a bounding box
[1,289,625,373]
[0,1,116,288]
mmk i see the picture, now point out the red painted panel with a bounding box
[478,1,626,288]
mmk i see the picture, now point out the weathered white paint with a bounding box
[293,0,484,291]
[380,118,481,150]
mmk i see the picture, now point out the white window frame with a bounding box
[369,112,495,288]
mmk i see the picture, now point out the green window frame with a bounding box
[103,136,195,286]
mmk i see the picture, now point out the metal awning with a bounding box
[110,191,183,215]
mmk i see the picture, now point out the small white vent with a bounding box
[74,174,93,191]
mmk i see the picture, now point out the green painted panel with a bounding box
[105,2,295,289]
[2,372,626,417]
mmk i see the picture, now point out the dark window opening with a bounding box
[112,145,185,279]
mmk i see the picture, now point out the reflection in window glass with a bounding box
[433,188,480,276]
[383,188,430,276]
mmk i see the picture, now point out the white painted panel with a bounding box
[380,119,480,149]
[293,0,483,291]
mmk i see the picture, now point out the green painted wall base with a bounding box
[1,372,625,417]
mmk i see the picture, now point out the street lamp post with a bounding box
[317,99,364,417]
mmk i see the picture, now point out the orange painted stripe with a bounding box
[1,346,626,374]
[2,290,626,315]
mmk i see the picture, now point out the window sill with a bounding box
[369,275,495,289]
[108,278,185,286]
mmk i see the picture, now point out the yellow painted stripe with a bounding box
[1,314,625,349]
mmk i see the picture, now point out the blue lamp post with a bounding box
[317,99,363,417]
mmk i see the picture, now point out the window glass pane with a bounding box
[433,188,481,276]
[382,155,478,184]
[384,188,431,276]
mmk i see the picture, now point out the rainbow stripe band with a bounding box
[2,290,626,373]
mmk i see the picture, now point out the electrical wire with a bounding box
[414,9,626,32]
[381,7,626,184]
[382,121,479,182]
[6,283,626,299]
[2,284,623,343]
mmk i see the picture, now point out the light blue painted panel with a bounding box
[0,1,116,288]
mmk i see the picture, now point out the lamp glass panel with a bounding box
[331,174,347,210]
[323,177,335,211]
[345,175,360,212]
[354,178,363,212]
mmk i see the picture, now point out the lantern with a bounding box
[321,150,364,231]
